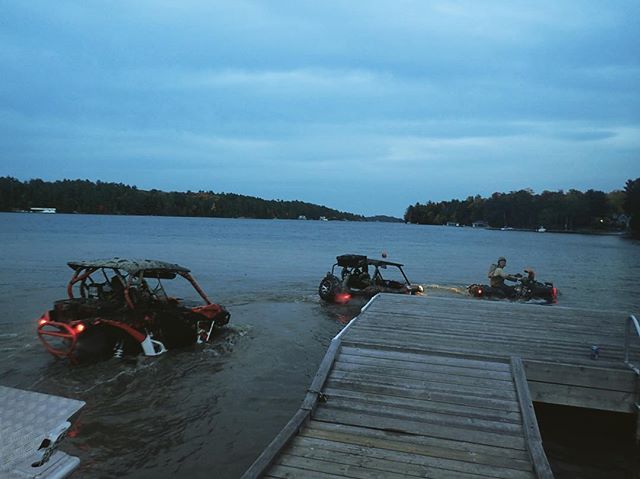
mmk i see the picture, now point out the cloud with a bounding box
[0,1,639,216]
[120,67,385,93]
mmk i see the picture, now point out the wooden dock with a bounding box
[242,294,640,479]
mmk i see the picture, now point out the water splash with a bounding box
[423,284,469,296]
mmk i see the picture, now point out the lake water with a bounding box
[0,213,638,478]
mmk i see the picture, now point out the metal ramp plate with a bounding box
[0,386,85,479]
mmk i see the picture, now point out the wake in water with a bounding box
[24,325,246,396]
[421,283,560,306]
[422,283,470,296]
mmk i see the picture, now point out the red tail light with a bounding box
[477,289,483,296]
[335,293,352,304]
[38,311,51,326]
[74,323,86,334]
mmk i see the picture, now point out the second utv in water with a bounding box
[319,254,423,304]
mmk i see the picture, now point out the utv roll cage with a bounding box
[66,258,213,310]
[331,254,412,286]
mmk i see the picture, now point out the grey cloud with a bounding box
[1,1,639,216]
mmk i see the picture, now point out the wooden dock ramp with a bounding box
[243,294,639,479]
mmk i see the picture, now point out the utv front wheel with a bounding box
[319,276,341,302]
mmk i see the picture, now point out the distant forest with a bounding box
[0,177,364,221]
[405,178,640,237]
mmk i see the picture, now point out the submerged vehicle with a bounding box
[468,269,557,303]
[37,258,230,362]
[319,254,423,304]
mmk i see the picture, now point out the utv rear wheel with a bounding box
[319,276,341,302]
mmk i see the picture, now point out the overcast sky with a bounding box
[1,1,638,216]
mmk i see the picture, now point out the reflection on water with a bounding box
[320,298,367,324]
[0,213,638,477]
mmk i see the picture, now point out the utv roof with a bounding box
[67,258,190,274]
[336,254,404,268]
[368,258,404,267]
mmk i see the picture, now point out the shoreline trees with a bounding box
[0,177,364,221]
[405,180,639,236]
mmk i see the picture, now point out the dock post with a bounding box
[636,403,640,445]
[511,357,554,479]
[624,315,640,444]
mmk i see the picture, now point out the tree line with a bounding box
[0,177,364,221]
[404,178,640,237]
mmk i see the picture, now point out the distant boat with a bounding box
[297,215,307,220]
[30,207,56,214]
[500,226,514,231]
[319,216,328,221]
[537,226,547,233]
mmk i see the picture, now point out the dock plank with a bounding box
[285,436,534,479]
[523,360,637,392]
[313,407,527,449]
[325,377,522,412]
[336,351,514,380]
[321,387,523,423]
[333,359,517,391]
[342,332,626,368]
[316,401,524,436]
[302,421,532,468]
[339,345,513,371]
[328,370,518,401]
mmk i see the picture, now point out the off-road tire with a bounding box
[319,275,341,302]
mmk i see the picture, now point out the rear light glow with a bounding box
[477,289,483,295]
[335,293,351,304]
[38,311,50,326]
[74,323,86,333]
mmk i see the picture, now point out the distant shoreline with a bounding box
[3,210,403,223]
[485,226,626,236]
[2,211,629,234]
[409,221,629,237]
